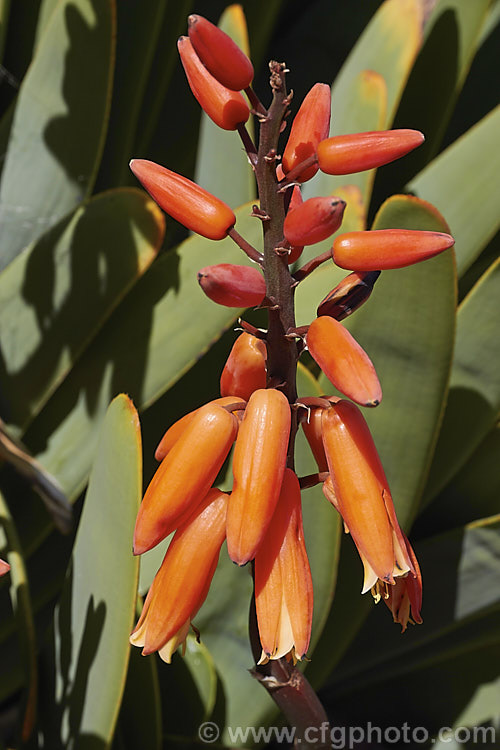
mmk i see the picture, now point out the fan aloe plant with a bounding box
[0,0,498,748]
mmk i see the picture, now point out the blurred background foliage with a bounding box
[0,0,498,747]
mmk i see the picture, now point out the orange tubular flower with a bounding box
[130,159,235,240]
[284,196,346,246]
[321,401,420,626]
[317,271,381,321]
[155,396,246,462]
[130,489,228,662]
[307,316,382,407]
[134,403,238,555]
[277,165,304,263]
[178,36,250,130]
[282,83,331,183]
[227,388,291,565]
[197,264,266,308]
[254,469,313,664]
[187,14,254,91]
[332,229,455,271]
[220,333,267,401]
[0,559,9,576]
[382,534,422,631]
[316,129,425,175]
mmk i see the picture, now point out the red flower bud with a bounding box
[333,229,455,271]
[282,83,331,182]
[317,271,380,321]
[277,165,304,263]
[187,14,254,91]
[284,196,346,247]
[197,263,266,307]
[178,36,250,130]
[227,389,291,565]
[130,159,235,240]
[316,129,425,175]
[307,316,382,407]
[220,332,267,401]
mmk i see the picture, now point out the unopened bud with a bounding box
[197,264,266,307]
[284,196,346,247]
[178,36,249,130]
[282,83,331,182]
[220,332,267,401]
[317,129,425,175]
[307,316,382,407]
[333,229,455,271]
[130,159,236,240]
[317,271,381,321]
[188,14,254,91]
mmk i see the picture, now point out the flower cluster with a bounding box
[129,13,452,664]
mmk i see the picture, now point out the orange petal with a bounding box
[220,333,267,401]
[197,264,266,308]
[134,488,228,656]
[284,196,345,247]
[178,36,249,130]
[317,129,424,175]
[187,14,254,91]
[333,229,455,271]
[321,401,397,583]
[227,389,290,565]
[130,159,236,240]
[301,407,329,472]
[307,316,382,407]
[282,83,331,183]
[134,404,238,554]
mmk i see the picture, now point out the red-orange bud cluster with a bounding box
[282,83,331,183]
[307,317,382,407]
[129,159,235,240]
[197,263,266,307]
[178,36,250,130]
[284,196,346,247]
[316,129,425,175]
[333,229,455,271]
[220,333,267,401]
[187,14,254,91]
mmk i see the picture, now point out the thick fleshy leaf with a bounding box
[408,106,500,276]
[94,1,170,189]
[36,395,141,747]
[183,634,218,721]
[424,257,500,503]
[373,0,491,196]
[320,516,500,738]
[0,0,114,270]
[115,627,162,750]
[194,5,255,208]
[0,189,164,430]
[304,0,422,204]
[22,204,262,503]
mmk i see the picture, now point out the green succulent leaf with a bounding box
[408,105,500,277]
[0,0,115,270]
[0,188,164,430]
[36,394,141,748]
[304,0,422,206]
[424,256,500,503]
[194,5,255,208]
